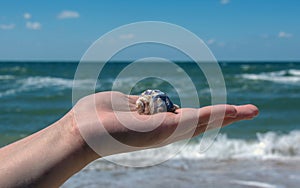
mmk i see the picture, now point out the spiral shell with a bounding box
[136,89,179,115]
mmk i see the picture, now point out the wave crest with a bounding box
[0,75,15,80]
[0,76,95,98]
[179,131,300,160]
[240,69,300,84]
[105,131,300,163]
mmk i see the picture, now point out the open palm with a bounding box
[72,91,259,157]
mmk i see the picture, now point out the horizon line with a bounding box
[0,60,300,63]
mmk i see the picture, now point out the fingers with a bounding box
[107,102,259,148]
[127,95,139,112]
[191,104,259,138]
[151,105,240,144]
[128,95,139,104]
[222,104,259,126]
[167,104,259,141]
[234,104,259,119]
[197,104,238,125]
[151,104,239,133]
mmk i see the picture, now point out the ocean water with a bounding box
[1,62,300,187]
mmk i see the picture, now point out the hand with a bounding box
[0,91,259,187]
[71,91,259,158]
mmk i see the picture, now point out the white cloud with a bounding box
[278,31,292,38]
[57,10,80,19]
[24,13,31,19]
[26,21,41,30]
[207,39,216,45]
[206,38,225,47]
[119,33,134,40]
[220,0,230,5]
[0,24,15,30]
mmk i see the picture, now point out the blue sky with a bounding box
[0,0,299,61]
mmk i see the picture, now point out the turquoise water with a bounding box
[2,61,300,187]
[0,62,300,147]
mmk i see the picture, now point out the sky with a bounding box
[0,0,299,61]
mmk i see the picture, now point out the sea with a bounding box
[0,61,299,188]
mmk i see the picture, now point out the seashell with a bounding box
[136,89,180,115]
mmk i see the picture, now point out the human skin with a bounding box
[0,91,259,187]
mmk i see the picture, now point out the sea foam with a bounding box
[104,130,300,165]
[0,76,95,98]
[0,75,15,80]
[240,69,300,85]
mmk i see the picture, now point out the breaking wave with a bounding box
[0,76,95,98]
[240,69,300,84]
[0,75,15,80]
[104,130,300,164]
[179,130,300,160]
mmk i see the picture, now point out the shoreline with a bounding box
[62,158,300,188]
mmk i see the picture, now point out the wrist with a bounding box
[59,110,100,163]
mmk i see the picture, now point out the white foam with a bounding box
[0,89,18,98]
[241,64,251,71]
[230,180,279,188]
[240,69,300,84]
[0,75,15,80]
[0,76,95,98]
[102,131,300,163]
[18,76,95,90]
[179,131,300,160]
[0,66,27,73]
[289,69,300,76]
[19,76,74,89]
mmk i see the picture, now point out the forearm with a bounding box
[0,111,98,187]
